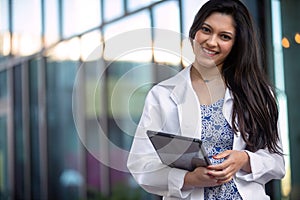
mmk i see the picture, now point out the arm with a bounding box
[203,147,285,185]
[237,148,285,184]
[237,122,286,184]
[127,87,193,198]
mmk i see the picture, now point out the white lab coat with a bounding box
[127,65,285,200]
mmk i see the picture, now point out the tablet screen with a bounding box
[147,130,211,171]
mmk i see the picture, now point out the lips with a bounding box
[202,47,218,56]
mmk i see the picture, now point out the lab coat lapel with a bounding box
[167,66,201,138]
[179,83,201,138]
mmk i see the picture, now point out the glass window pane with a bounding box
[0,71,7,98]
[153,1,180,32]
[44,0,60,47]
[0,0,10,59]
[78,59,106,192]
[128,0,161,11]
[103,0,124,22]
[13,65,25,199]
[46,60,83,199]
[29,59,41,199]
[12,0,42,56]
[103,11,152,61]
[46,37,81,61]
[0,115,8,198]
[182,0,208,36]
[0,0,9,31]
[63,0,101,38]
[80,30,103,61]
[152,1,181,65]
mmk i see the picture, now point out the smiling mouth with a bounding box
[202,48,218,56]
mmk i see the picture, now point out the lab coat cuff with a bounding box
[167,168,193,198]
[235,150,264,181]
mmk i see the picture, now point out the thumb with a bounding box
[213,150,232,159]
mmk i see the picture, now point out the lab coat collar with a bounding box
[158,65,235,137]
[158,65,234,108]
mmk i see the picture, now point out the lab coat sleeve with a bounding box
[127,87,193,198]
[236,129,286,184]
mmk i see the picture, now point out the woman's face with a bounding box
[193,12,236,70]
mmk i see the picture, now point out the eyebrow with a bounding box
[202,22,235,36]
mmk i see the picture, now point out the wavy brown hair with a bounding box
[189,0,282,154]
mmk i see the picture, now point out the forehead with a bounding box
[204,12,236,33]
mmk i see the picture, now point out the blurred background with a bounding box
[0,0,299,199]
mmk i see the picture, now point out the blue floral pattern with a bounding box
[200,99,243,200]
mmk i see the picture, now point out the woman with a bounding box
[127,0,285,199]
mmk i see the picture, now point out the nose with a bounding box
[206,34,218,47]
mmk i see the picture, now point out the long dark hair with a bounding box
[189,0,282,154]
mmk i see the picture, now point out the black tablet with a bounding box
[147,130,211,171]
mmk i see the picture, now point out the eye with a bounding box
[200,26,211,34]
[221,34,232,41]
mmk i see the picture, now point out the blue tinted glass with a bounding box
[13,65,25,198]
[29,59,41,199]
[103,0,124,22]
[0,115,8,197]
[63,0,101,38]
[0,71,7,98]
[0,0,10,59]
[46,60,83,199]
[44,0,60,46]
[12,0,42,56]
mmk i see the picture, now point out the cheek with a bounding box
[194,31,204,42]
[221,43,234,55]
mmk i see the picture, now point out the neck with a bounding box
[191,63,223,83]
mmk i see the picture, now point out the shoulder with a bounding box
[158,66,191,87]
[145,66,191,103]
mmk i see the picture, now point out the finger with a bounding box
[213,150,232,159]
[207,162,228,171]
[217,176,233,184]
[209,164,236,177]
[207,169,227,178]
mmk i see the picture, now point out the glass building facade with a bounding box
[0,0,299,199]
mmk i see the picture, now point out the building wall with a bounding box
[281,0,300,199]
[0,0,297,199]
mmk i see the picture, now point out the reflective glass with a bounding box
[103,11,152,61]
[80,59,106,193]
[0,71,7,98]
[280,0,300,199]
[44,0,60,47]
[182,0,208,36]
[45,37,81,61]
[29,59,41,199]
[106,60,154,197]
[153,1,180,32]
[127,0,162,11]
[13,65,25,199]
[0,115,8,198]
[103,0,124,22]
[80,30,103,61]
[63,0,101,38]
[46,60,83,199]
[153,1,181,65]
[0,0,9,31]
[0,0,10,59]
[12,0,42,56]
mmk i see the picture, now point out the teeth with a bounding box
[203,48,216,55]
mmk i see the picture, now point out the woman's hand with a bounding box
[183,150,251,187]
[183,167,221,188]
[207,150,251,184]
